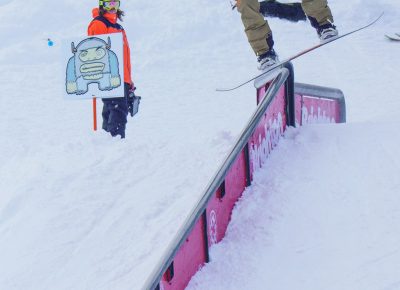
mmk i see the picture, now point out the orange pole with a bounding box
[93,97,97,131]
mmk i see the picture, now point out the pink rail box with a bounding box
[153,69,346,290]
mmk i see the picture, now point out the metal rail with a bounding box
[142,67,291,290]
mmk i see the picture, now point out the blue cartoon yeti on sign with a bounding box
[66,36,121,95]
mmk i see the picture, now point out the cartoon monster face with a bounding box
[78,47,106,62]
[72,38,112,81]
[78,47,107,80]
[66,36,121,95]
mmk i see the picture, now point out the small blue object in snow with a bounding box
[47,39,54,47]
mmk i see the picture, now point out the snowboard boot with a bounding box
[257,49,279,70]
[317,23,338,42]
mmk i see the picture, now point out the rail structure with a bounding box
[143,63,346,290]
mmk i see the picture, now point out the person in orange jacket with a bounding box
[88,0,134,138]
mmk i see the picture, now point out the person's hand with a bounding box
[127,85,135,116]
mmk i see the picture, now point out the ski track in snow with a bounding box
[0,0,400,289]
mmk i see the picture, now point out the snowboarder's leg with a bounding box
[237,0,278,70]
[301,0,333,27]
[301,0,337,41]
[237,0,272,56]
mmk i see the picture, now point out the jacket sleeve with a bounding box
[87,20,108,36]
[123,32,133,86]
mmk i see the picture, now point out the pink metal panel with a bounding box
[295,93,303,126]
[152,77,347,290]
[156,81,289,290]
[301,95,340,124]
[249,85,287,178]
[206,150,248,246]
[160,216,207,290]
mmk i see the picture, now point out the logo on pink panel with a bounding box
[209,210,218,246]
[302,106,335,124]
[250,112,284,172]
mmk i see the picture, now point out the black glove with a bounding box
[128,86,141,117]
[128,87,136,117]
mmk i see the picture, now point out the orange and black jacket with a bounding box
[88,8,133,86]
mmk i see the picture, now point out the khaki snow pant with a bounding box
[237,0,333,56]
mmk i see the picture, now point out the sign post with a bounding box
[93,97,97,131]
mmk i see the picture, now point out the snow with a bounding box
[187,123,400,290]
[0,0,399,289]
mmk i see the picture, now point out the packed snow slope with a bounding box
[187,123,400,290]
[0,0,399,289]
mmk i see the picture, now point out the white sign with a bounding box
[63,33,124,99]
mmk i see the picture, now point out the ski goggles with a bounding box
[100,0,120,11]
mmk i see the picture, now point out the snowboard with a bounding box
[216,12,384,92]
[385,33,400,41]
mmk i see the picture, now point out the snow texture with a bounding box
[0,0,399,289]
